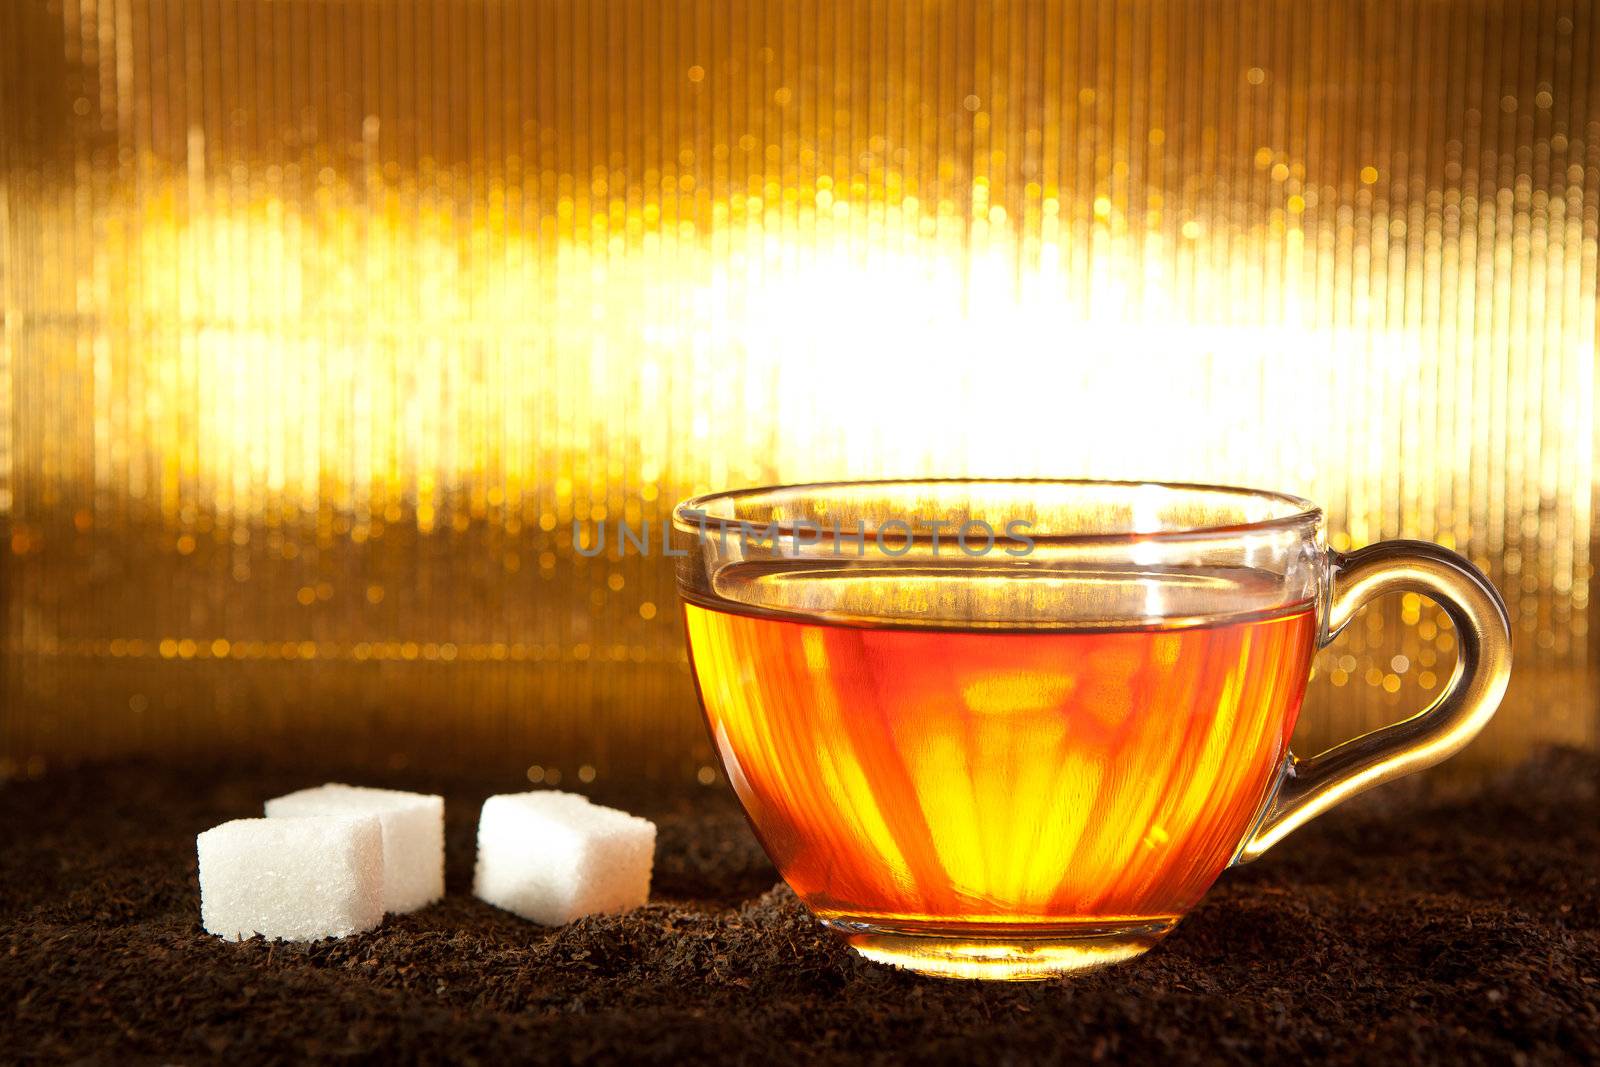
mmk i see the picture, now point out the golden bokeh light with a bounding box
[0,0,1595,778]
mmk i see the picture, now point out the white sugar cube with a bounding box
[265,783,444,914]
[197,816,383,942]
[473,791,656,925]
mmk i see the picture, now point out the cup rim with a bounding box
[673,477,1323,547]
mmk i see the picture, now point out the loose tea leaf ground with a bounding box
[2,752,1596,1064]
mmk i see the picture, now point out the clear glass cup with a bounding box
[673,479,1512,980]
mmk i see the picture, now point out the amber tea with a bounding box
[685,567,1316,969]
[687,595,1314,923]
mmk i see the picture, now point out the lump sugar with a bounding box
[472,791,655,925]
[197,815,384,941]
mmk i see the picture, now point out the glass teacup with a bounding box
[674,480,1511,980]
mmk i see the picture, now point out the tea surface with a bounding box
[685,594,1316,928]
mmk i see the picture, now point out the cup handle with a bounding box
[1235,540,1513,864]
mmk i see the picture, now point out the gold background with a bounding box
[1,0,1595,782]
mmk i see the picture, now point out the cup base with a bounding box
[822,917,1178,981]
